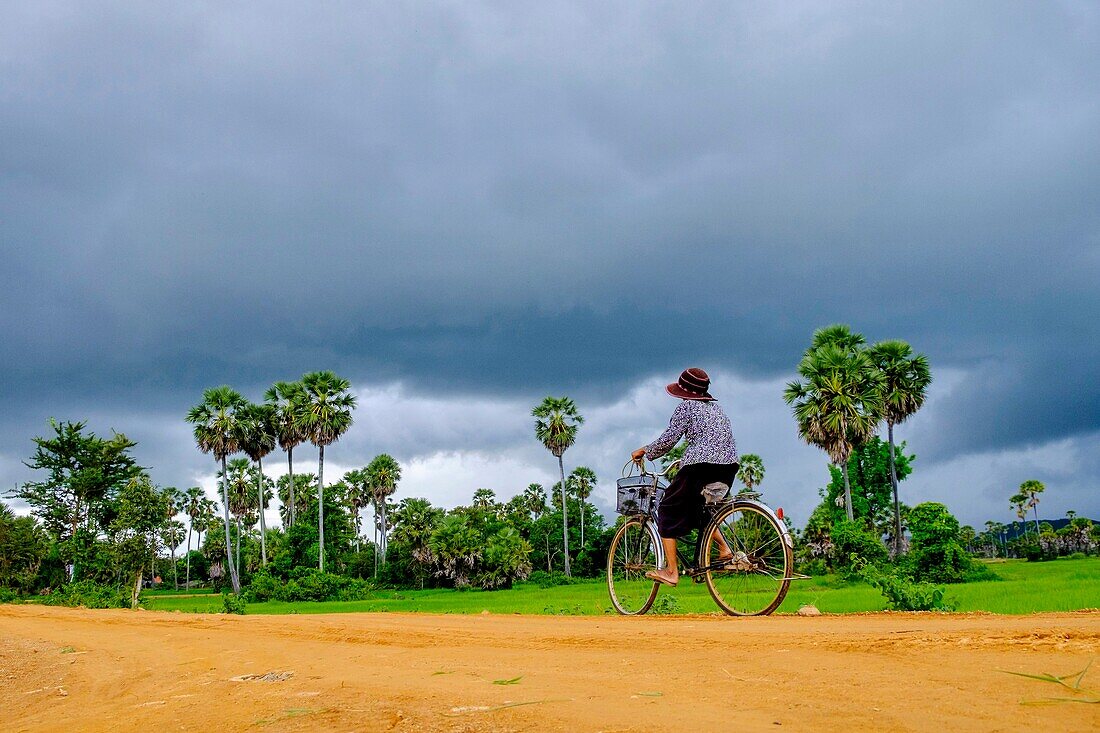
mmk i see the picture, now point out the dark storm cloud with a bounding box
[1,1,1098,464]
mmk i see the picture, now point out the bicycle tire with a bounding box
[606,517,661,615]
[702,502,792,616]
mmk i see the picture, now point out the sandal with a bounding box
[645,570,678,587]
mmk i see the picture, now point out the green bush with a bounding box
[527,571,581,588]
[829,520,887,574]
[42,581,131,609]
[906,502,977,583]
[0,586,18,603]
[245,568,375,603]
[221,593,246,615]
[858,562,955,612]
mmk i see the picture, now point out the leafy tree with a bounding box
[298,371,357,572]
[186,385,247,594]
[785,327,884,521]
[265,380,308,526]
[1018,479,1045,537]
[659,442,686,478]
[0,503,48,593]
[867,340,932,557]
[13,420,141,579]
[736,454,765,492]
[819,437,914,538]
[278,473,317,525]
[569,467,597,548]
[237,402,277,565]
[221,458,258,576]
[389,497,444,587]
[112,475,169,607]
[532,396,584,577]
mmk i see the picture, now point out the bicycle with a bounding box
[606,459,795,616]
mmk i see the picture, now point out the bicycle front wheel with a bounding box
[606,517,661,615]
[703,503,792,616]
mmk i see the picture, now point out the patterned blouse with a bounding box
[645,399,739,467]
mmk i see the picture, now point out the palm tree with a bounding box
[277,473,316,525]
[366,454,401,573]
[569,467,597,548]
[298,371,357,572]
[472,488,497,509]
[391,498,444,588]
[237,402,277,565]
[868,340,932,556]
[736,454,765,493]
[342,468,371,549]
[160,520,185,590]
[532,396,584,577]
[183,486,205,589]
[222,458,255,576]
[784,341,884,522]
[1019,479,1045,537]
[186,386,247,594]
[265,380,308,527]
[1010,493,1029,538]
[523,483,547,519]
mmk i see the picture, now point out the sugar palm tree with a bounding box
[277,473,316,525]
[264,380,308,527]
[342,468,371,549]
[868,339,932,556]
[1010,493,1030,538]
[472,487,497,509]
[186,386,247,593]
[1019,479,1045,537]
[533,396,584,577]
[523,483,547,519]
[784,341,884,522]
[160,520,185,590]
[298,371,357,572]
[366,453,401,572]
[569,467,597,548]
[183,486,205,589]
[221,458,255,576]
[237,402,277,565]
[736,454,765,493]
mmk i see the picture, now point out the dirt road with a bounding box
[2,606,1097,732]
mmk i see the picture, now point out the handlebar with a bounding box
[621,457,681,479]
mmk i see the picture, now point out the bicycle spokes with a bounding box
[606,519,660,615]
[704,504,791,616]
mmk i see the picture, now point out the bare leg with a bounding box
[646,537,680,585]
[712,529,734,560]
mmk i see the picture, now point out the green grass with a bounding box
[142,557,1100,616]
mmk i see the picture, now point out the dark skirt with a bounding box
[657,462,738,539]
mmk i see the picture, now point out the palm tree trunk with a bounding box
[256,457,268,566]
[841,461,854,522]
[318,444,325,572]
[887,422,901,556]
[185,522,193,589]
[1033,505,1041,538]
[220,457,241,594]
[171,545,178,590]
[235,518,241,577]
[558,455,571,577]
[287,446,296,527]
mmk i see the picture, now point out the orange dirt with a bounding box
[2,605,1098,732]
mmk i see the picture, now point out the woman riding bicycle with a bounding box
[631,367,739,586]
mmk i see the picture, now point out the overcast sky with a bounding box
[2,2,1097,533]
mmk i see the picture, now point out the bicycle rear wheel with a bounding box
[606,517,660,615]
[703,503,792,616]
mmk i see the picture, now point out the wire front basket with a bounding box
[615,460,665,515]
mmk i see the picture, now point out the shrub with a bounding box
[1069,552,1087,560]
[527,571,580,588]
[858,562,955,612]
[906,502,976,583]
[221,593,246,615]
[42,581,131,609]
[245,568,375,603]
[829,520,888,574]
[0,586,18,603]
